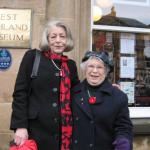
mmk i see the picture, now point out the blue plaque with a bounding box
[0,48,12,70]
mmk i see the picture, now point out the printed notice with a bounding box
[120,33,135,54]
[120,82,135,103]
[120,57,135,78]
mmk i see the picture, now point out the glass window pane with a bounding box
[91,1,150,108]
[93,0,150,31]
[92,29,150,106]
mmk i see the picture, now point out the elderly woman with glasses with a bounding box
[71,51,133,150]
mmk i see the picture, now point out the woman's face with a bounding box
[85,58,107,86]
[48,26,67,54]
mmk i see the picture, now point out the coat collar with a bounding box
[72,79,113,96]
[72,79,113,119]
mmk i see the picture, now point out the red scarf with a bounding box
[43,50,72,150]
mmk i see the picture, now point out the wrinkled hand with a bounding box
[14,128,28,146]
[112,83,121,90]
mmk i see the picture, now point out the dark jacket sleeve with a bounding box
[69,59,80,88]
[10,50,36,130]
[113,93,133,150]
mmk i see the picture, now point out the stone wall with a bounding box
[0,0,150,149]
[0,0,47,149]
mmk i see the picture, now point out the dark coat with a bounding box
[10,49,79,150]
[71,80,133,150]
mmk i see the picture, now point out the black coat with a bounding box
[71,80,133,150]
[10,49,79,150]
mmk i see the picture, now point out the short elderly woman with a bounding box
[71,51,133,150]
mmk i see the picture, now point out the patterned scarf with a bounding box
[43,50,72,150]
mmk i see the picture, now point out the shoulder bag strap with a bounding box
[31,49,41,78]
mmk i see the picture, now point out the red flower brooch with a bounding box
[88,96,96,104]
[87,90,96,104]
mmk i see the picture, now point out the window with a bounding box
[113,0,150,7]
[91,0,150,118]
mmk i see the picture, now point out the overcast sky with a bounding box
[94,0,150,25]
[114,3,150,25]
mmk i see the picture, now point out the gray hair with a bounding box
[39,20,74,52]
[80,56,110,75]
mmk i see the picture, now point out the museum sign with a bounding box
[0,9,32,48]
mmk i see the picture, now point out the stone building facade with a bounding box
[0,0,150,149]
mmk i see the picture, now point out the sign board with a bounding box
[0,9,32,48]
[0,48,12,70]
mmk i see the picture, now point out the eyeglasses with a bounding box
[87,64,105,70]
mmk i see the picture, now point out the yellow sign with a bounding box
[0,9,32,48]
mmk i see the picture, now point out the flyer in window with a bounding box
[120,82,135,103]
[120,57,135,78]
[120,33,135,54]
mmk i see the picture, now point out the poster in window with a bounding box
[120,33,135,54]
[120,57,135,78]
[120,82,135,103]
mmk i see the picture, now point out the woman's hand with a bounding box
[112,83,121,90]
[14,128,28,146]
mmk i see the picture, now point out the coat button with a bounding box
[52,102,57,107]
[54,118,58,123]
[55,72,60,76]
[89,143,93,147]
[74,140,78,144]
[75,117,79,121]
[52,88,58,92]
[90,120,94,124]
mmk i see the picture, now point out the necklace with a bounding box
[87,89,96,104]
[51,59,63,76]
